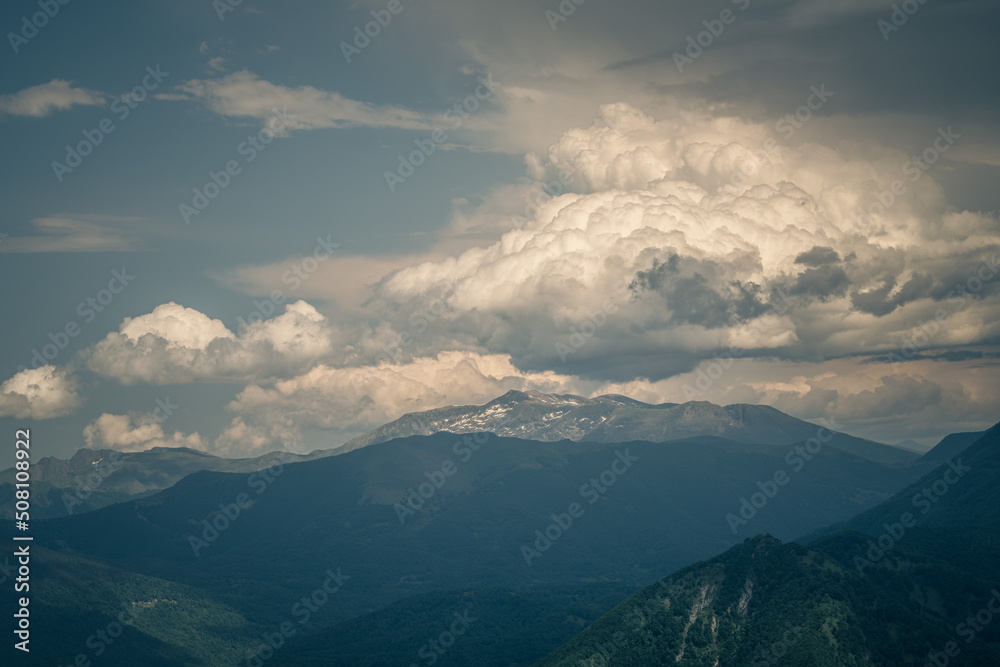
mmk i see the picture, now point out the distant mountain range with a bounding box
[2,392,922,520]
[339,389,917,465]
[16,427,947,664]
[0,446,323,519]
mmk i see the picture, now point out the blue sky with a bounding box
[2,0,999,458]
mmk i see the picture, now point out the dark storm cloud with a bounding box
[630,254,769,328]
[865,349,1000,364]
[790,265,851,299]
[628,0,1000,128]
[794,246,840,267]
[851,273,933,316]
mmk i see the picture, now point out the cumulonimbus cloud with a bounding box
[367,103,1000,381]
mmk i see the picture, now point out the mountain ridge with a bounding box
[338,390,917,466]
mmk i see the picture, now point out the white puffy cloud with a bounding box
[0,79,104,117]
[87,300,337,384]
[366,104,1000,381]
[83,413,205,453]
[0,366,81,419]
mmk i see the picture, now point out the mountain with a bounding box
[339,390,917,465]
[920,429,988,463]
[536,530,1000,666]
[268,585,635,667]
[808,422,1000,539]
[0,446,325,519]
[5,392,916,522]
[0,546,261,666]
[891,438,929,453]
[539,423,1000,665]
[24,428,935,665]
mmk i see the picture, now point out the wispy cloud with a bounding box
[157,70,436,132]
[206,57,229,73]
[0,79,105,118]
[0,215,148,253]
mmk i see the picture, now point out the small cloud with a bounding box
[0,79,105,118]
[83,412,204,453]
[207,57,228,73]
[199,41,209,55]
[0,215,148,254]
[256,44,280,54]
[0,366,81,420]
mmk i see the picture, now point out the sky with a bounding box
[1,0,999,459]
